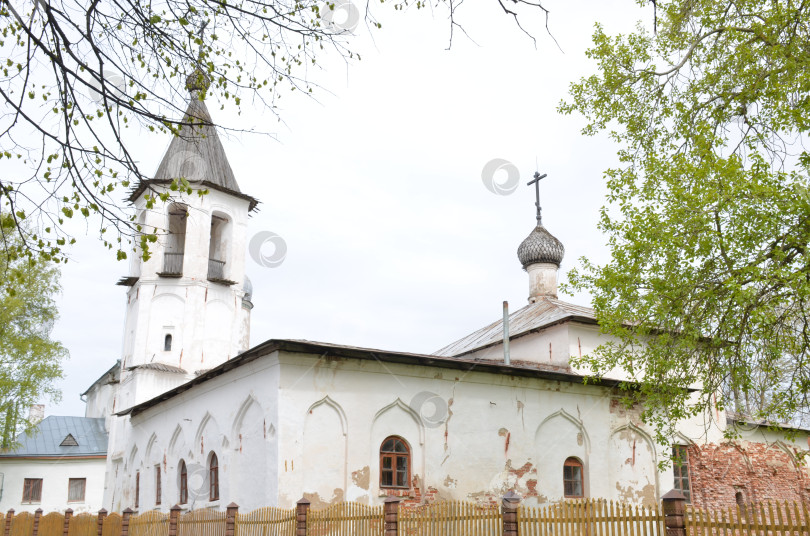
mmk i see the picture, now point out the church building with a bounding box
[64,68,810,514]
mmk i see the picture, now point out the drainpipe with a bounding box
[503,301,511,365]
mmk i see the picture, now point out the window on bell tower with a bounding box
[164,334,172,351]
[160,204,187,277]
[208,212,231,282]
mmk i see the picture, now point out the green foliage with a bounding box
[0,219,67,449]
[560,0,810,444]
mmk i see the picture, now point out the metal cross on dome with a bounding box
[527,171,547,226]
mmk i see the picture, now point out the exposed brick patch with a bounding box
[688,442,809,509]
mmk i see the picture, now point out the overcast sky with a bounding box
[47,0,648,416]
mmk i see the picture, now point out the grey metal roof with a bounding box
[0,416,107,458]
[128,97,259,211]
[434,297,597,357]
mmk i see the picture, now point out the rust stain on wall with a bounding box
[443,398,454,452]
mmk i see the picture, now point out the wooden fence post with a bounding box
[383,496,400,536]
[295,498,310,536]
[662,489,686,536]
[97,509,107,536]
[32,509,42,536]
[5,509,14,536]
[120,508,133,536]
[168,505,181,536]
[502,491,521,536]
[225,503,238,536]
[63,508,73,536]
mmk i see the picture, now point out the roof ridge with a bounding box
[433,297,596,357]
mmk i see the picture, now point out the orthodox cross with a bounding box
[196,19,209,60]
[527,171,547,225]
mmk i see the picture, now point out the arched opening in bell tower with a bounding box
[161,203,188,276]
[207,212,231,281]
[131,209,147,277]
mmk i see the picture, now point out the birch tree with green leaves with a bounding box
[561,0,810,444]
[0,215,66,449]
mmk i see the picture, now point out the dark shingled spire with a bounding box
[152,97,241,193]
[128,71,258,211]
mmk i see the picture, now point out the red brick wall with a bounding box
[687,442,810,508]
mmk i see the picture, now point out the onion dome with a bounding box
[185,67,211,93]
[517,225,565,269]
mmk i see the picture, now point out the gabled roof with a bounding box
[0,416,107,458]
[81,360,120,397]
[128,97,259,211]
[434,297,597,358]
[118,338,624,419]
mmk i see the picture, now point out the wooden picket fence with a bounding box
[518,499,664,536]
[177,509,225,536]
[9,512,34,536]
[4,497,810,536]
[398,500,502,535]
[37,513,65,536]
[233,506,296,536]
[128,511,167,536]
[685,502,810,535]
[306,502,383,536]
[67,515,97,536]
[99,514,120,536]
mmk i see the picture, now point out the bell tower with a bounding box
[103,65,259,511]
[116,68,258,408]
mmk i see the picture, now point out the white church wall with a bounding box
[273,349,667,509]
[0,458,107,514]
[108,354,281,513]
[84,374,118,427]
[606,424,660,506]
[460,322,571,368]
[301,397,348,505]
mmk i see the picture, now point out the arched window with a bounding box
[672,445,691,503]
[155,465,162,505]
[178,460,188,505]
[563,457,583,498]
[160,204,187,276]
[207,213,231,282]
[380,436,410,489]
[164,334,172,351]
[209,452,219,501]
